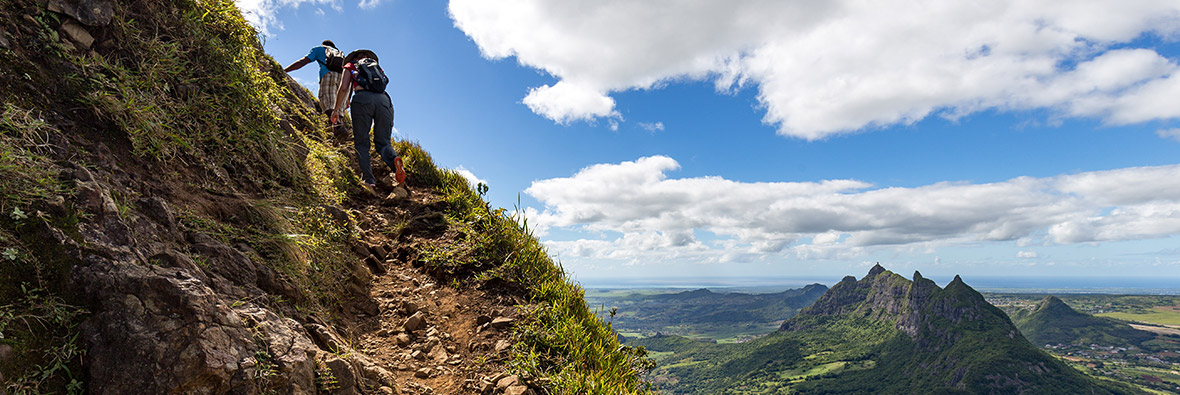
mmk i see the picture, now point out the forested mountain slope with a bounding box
[1012,296,1157,348]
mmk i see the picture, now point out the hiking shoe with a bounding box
[394,157,406,184]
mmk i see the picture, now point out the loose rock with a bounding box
[490,317,516,329]
[496,375,521,390]
[0,344,13,364]
[369,243,388,260]
[505,385,531,395]
[427,344,448,362]
[494,339,512,353]
[351,242,370,257]
[364,254,386,275]
[414,367,432,378]
[403,312,425,332]
[48,0,115,26]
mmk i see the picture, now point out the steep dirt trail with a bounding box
[338,183,534,395]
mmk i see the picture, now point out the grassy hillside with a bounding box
[1012,296,1156,348]
[0,0,652,393]
[636,315,891,394]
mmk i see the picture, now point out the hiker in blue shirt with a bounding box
[284,40,345,119]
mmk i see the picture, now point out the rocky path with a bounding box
[340,184,540,395]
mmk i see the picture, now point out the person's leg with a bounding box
[371,93,398,170]
[318,72,340,116]
[320,71,339,120]
[351,92,377,185]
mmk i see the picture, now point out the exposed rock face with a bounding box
[48,0,115,26]
[782,265,995,344]
[48,162,378,394]
[779,265,1114,393]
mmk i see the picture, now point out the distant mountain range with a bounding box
[609,284,827,325]
[1013,295,1156,348]
[588,284,829,341]
[636,264,1140,394]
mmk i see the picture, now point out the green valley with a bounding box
[586,284,827,342]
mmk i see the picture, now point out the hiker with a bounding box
[331,49,405,189]
[284,40,345,118]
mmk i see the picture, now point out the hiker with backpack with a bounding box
[284,40,345,118]
[331,49,406,189]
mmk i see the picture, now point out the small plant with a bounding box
[0,287,87,395]
[314,360,340,393]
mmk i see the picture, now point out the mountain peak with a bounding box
[866,262,886,277]
[786,264,1003,340]
[1032,295,1076,315]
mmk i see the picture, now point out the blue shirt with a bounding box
[307,46,334,79]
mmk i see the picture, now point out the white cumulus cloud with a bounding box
[235,0,347,35]
[639,122,665,133]
[449,0,1180,139]
[525,156,1180,265]
[1158,128,1180,142]
[453,166,488,188]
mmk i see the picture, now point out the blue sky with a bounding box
[239,0,1180,286]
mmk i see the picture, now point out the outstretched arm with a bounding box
[331,71,353,124]
[283,57,312,73]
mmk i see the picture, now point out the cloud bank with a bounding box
[449,0,1180,139]
[235,0,342,35]
[525,156,1180,264]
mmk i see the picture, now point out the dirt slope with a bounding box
[337,180,536,394]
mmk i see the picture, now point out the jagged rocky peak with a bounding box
[866,262,886,278]
[784,264,1011,339]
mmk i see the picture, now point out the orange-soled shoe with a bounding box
[394,157,406,184]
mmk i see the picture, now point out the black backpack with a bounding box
[320,46,344,73]
[353,58,388,93]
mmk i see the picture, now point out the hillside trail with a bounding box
[328,137,535,394]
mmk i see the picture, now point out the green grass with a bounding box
[0,287,86,394]
[778,360,876,382]
[1099,308,1180,326]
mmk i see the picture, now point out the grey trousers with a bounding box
[350,90,398,185]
